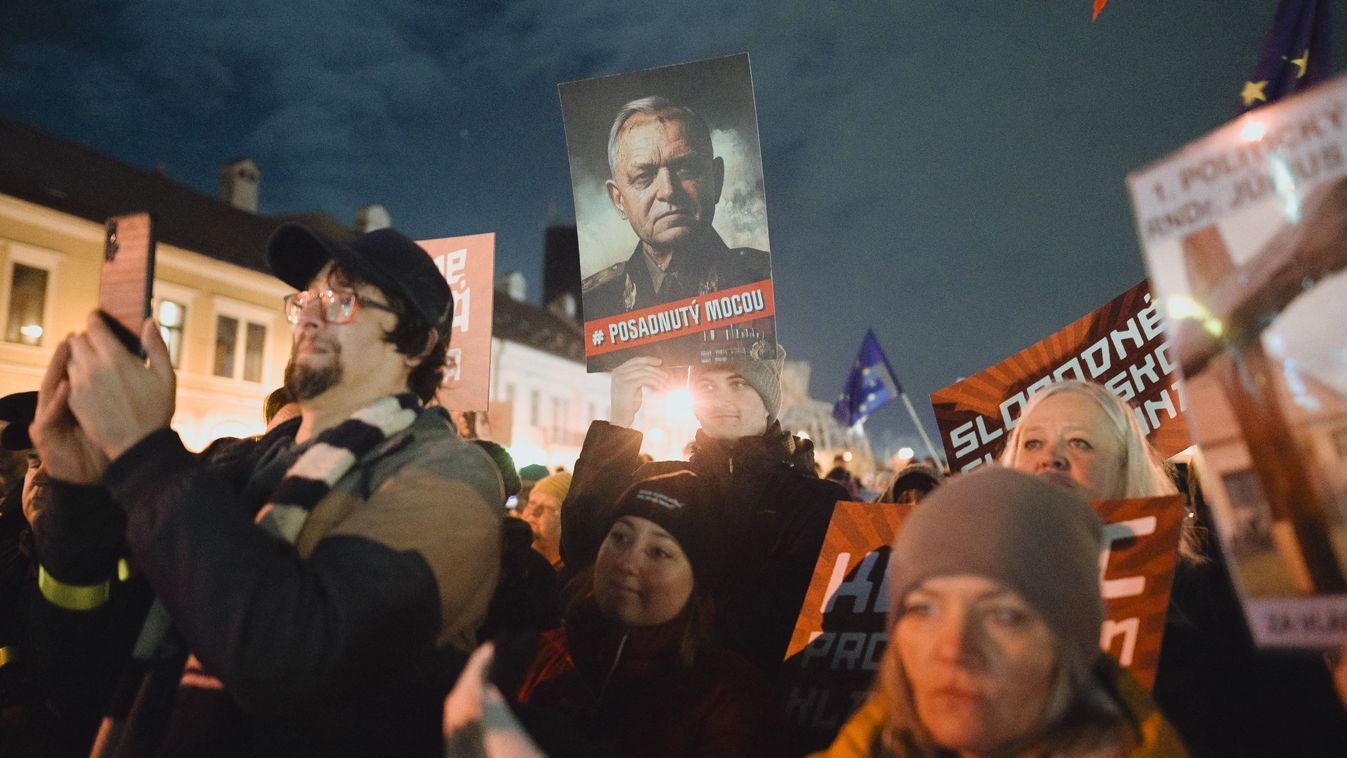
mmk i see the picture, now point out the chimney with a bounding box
[356,204,391,232]
[496,271,526,301]
[543,226,582,313]
[219,159,260,212]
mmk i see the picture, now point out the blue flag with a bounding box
[1240,0,1331,112]
[833,330,902,427]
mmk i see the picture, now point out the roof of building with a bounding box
[0,118,351,275]
[0,118,591,365]
[492,292,586,363]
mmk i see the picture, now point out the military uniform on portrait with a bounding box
[582,233,770,321]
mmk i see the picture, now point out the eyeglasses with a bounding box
[283,288,396,325]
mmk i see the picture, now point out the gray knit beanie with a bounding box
[690,345,786,421]
[887,466,1105,690]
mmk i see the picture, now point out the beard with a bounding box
[284,338,343,401]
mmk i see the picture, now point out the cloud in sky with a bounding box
[1,0,1337,450]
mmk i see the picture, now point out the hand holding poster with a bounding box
[931,280,1191,473]
[421,233,494,412]
[559,53,778,371]
[777,496,1184,753]
[1128,74,1347,648]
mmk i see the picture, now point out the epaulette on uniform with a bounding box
[728,247,772,276]
[581,261,627,293]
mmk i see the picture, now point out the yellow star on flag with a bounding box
[1241,80,1269,107]
[1290,50,1309,79]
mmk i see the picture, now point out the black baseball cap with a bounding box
[267,223,453,333]
[0,391,37,451]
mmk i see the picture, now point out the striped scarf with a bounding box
[254,392,421,541]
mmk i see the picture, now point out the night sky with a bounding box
[3,1,1343,456]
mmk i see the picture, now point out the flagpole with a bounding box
[899,392,943,465]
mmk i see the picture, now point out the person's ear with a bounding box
[606,179,628,220]
[404,330,438,368]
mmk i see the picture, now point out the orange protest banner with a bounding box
[931,280,1190,473]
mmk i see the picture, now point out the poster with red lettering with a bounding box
[1128,74,1347,649]
[559,54,778,372]
[930,280,1191,473]
[420,233,494,412]
[778,496,1184,753]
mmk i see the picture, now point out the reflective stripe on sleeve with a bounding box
[38,565,111,611]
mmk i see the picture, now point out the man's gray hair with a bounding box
[607,96,714,178]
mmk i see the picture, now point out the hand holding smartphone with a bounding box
[99,212,156,357]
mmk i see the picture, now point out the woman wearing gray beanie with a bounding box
[814,467,1187,757]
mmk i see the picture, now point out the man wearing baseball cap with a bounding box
[27,223,502,755]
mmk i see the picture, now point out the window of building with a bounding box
[4,263,49,346]
[552,397,570,439]
[212,310,269,383]
[214,315,238,377]
[530,389,540,427]
[244,322,266,383]
[157,299,186,368]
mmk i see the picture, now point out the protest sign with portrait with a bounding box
[559,53,777,371]
[1129,74,1347,648]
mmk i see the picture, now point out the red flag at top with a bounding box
[1093,0,1109,21]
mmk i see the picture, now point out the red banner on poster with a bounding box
[582,279,775,356]
[931,280,1190,473]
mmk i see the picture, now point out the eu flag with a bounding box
[1240,0,1331,112]
[833,330,902,427]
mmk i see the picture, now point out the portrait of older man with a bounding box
[581,96,772,325]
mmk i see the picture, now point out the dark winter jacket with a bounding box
[561,420,846,674]
[516,595,777,758]
[27,407,502,757]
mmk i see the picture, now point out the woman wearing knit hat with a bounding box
[1001,386,1347,752]
[815,467,1186,758]
[514,471,778,757]
[563,350,847,676]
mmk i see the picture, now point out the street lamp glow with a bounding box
[662,387,694,421]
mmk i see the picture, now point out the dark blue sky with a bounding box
[2,1,1342,456]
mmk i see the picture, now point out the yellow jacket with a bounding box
[810,660,1188,758]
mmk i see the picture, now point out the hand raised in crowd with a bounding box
[444,642,545,758]
[608,356,668,428]
[64,314,177,462]
[30,338,108,484]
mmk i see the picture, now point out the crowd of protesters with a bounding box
[2,223,1347,758]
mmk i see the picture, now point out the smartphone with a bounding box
[99,212,156,356]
